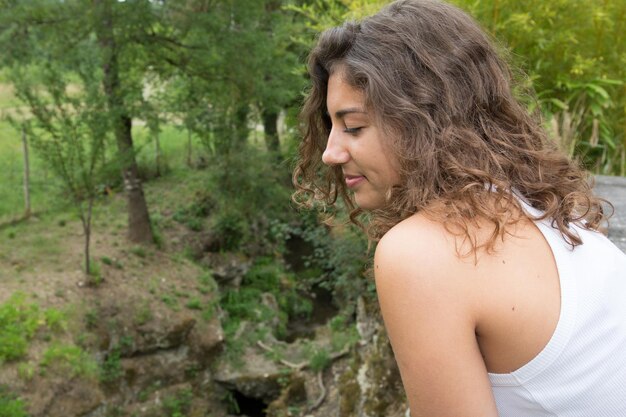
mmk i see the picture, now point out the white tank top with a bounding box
[489,201,626,416]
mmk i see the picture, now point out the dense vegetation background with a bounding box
[0,0,623,415]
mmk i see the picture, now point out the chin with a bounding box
[354,195,385,211]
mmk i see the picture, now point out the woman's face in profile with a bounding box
[323,69,401,210]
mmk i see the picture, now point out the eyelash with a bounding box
[344,127,362,135]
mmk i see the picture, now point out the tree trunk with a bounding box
[21,126,31,218]
[84,200,93,276]
[233,104,249,150]
[94,0,152,243]
[262,109,280,158]
[118,116,153,243]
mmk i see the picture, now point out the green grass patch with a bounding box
[0,293,41,363]
[40,343,97,378]
[0,119,65,223]
[0,385,29,417]
[185,298,202,310]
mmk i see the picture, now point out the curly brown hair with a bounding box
[292,0,608,254]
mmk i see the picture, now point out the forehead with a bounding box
[326,70,366,114]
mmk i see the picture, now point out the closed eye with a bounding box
[344,127,363,135]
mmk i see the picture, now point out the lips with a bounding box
[344,174,366,188]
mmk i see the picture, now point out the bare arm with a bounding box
[374,216,499,417]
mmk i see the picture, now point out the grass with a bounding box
[0,119,64,223]
[0,385,29,417]
[0,212,68,278]
[0,293,41,363]
[40,343,98,378]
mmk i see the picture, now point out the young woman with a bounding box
[293,0,626,416]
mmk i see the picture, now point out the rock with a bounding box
[201,252,251,288]
[594,175,626,252]
[121,313,197,356]
[213,345,283,400]
[120,382,197,417]
[179,230,220,260]
[332,299,407,417]
[27,377,105,417]
[260,292,282,332]
[188,315,225,363]
[356,296,376,344]
[121,346,192,396]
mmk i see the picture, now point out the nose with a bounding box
[322,128,349,166]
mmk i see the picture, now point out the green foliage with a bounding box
[206,149,293,256]
[223,390,240,415]
[134,302,153,326]
[161,294,180,311]
[87,259,102,286]
[172,195,213,232]
[0,386,29,417]
[84,309,98,330]
[40,344,97,378]
[308,348,331,372]
[43,308,66,333]
[329,314,360,352]
[162,388,193,417]
[292,0,625,174]
[288,211,371,307]
[450,0,625,174]
[197,272,217,292]
[185,298,202,310]
[0,118,64,222]
[99,348,123,384]
[221,257,311,341]
[16,362,36,381]
[0,293,41,363]
[130,246,147,259]
[539,79,623,172]
[211,211,245,251]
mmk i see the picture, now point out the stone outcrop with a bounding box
[594,175,626,252]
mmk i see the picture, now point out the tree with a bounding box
[7,59,109,276]
[0,0,162,243]
[21,126,31,219]
[92,0,153,243]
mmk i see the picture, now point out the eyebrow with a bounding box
[327,107,368,119]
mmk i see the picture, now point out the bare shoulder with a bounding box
[373,213,499,416]
[373,212,560,415]
[374,212,471,288]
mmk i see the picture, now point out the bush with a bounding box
[206,149,294,256]
[220,257,311,340]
